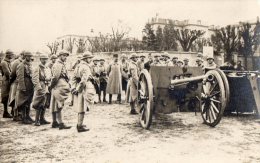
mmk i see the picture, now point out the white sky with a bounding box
[0,0,260,52]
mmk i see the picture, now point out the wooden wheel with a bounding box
[137,69,154,129]
[215,69,230,108]
[201,70,226,127]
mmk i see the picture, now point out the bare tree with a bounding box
[65,37,75,53]
[111,20,131,51]
[175,29,205,52]
[47,41,60,55]
[75,38,88,54]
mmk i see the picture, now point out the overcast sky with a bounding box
[0,0,260,52]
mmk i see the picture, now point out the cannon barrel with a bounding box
[170,75,208,85]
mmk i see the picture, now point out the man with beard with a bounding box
[9,51,25,121]
[126,54,139,114]
[99,59,108,103]
[32,54,51,126]
[151,54,162,66]
[1,50,14,118]
[71,52,96,132]
[49,50,71,129]
[106,53,122,104]
[206,56,217,69]
[16,51,34,124]
[196,58,204,68]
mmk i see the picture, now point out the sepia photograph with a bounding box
[0,0,260,162]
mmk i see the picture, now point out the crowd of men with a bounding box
[0,50,220,133]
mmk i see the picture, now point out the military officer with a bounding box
[121,54,129,95]
[91,57,101,103]
[1,50,14,118]
[151,54,161,66]
[71,52,95,132]
[172,57,178,66]
[106,53,122,104]
[9,51,25,121]
[196,58,204,68]
[144,53,153,71]
[16,51,34,124]
[49,50,71,130]
[137,54,145,72]
[31,54,51,126]
[99,59,108,103]
[48,55,57,69]
[206,56,217,69]
[126,54,139,114]
[177,60,184,67]
[163,53,173,66]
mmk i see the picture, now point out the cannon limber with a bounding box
[137,66,260,129]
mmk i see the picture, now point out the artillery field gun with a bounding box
[137,66,260,129]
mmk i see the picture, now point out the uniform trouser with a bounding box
[77,112,85,127]
[2,97,10,114]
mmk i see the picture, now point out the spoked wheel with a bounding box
[201,70,226,127]
[137,69,154,129]
[215,69,230,108]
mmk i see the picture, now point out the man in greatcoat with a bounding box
[49,50,71,129]
[16,51,34,124]
[106,53,122,104]
[1,50,14,118]
[71,53,95,132]
[126,54,139,114]
[32,54,51,126]
[9,51,25,121]
[99,59,108,103]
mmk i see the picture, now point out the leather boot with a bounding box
[51,112,59,128]
[77,112,89,132]
[98,94,101,103]
[103,91,107,103]
[40,108,50,125]
[34,109,41,126]
[3,102,12,118]
[59,123,71,130]
[108,94,112,104]
[117,94,122,104]
[130,102,138,115]
[26,105,34,123]
[22,107,32,124]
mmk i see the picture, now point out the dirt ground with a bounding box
[1,95,260,163]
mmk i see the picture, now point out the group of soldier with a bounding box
[1,49,217,133]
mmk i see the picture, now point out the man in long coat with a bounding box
[106,53,122,104]
[99,59,108,103]
[49,50,71,130]
[16,51,34,124]
[71,53,95,132]
[126,54,139,114]
[32,54,51,126]
[9,51,25,121]
[1,50,14,118]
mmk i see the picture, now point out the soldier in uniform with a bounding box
[48,55,57,69]
[1,50,14,118]
[126,54,139,114]
[151,54,161,66]
[9,51,25,121]
[99,59,108,103]
[121,54,129,95]
[196,58,204,68]
[49,50,71,129]
[71,53,96,132]
[206,56,217,69]
[16,51,34,124]
[91,58,101,103]
[137,54,145,72]
[163,53,173,66]
[106,53,122,104]
[172,57,178,66]
[31,54,51,126]
[177,60,184,67]
[144,53,153,71]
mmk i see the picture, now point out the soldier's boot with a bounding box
[130,102,138,115]
[51,112,59,128]
[22,107,32,124]
[98,94,102,103]
[3,102,12,118]
[34,109,41,126]
[57,111,71,130]
[13,109,19,121]
[103,91,107,103]
[26,105,34,123]
[108,94,112,104]
[77,112,89,133]
[117,94,122,104]
[40,108,50,125]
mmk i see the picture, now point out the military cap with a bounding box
[99,58,105,62]
[206,56,214,60]
[24,51,33,57]
[50,55,57,60]
[154,53,161,57]
[121,54,128,59]
[140,54,146,58]
[5,49,15,56]
[183,58,189,62]
[113,53,119,58]
[130,53,138,59]
[177,60,184,64]
[39,54,48,59]
[172,56,178,60]
[93,57,100,61]
[196,58,203,62]
[197,52,203,57]
[82,53,94,60]
[58,50,70,57]
[162,52,170,58]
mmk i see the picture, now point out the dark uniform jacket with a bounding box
[1,58,12,102]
